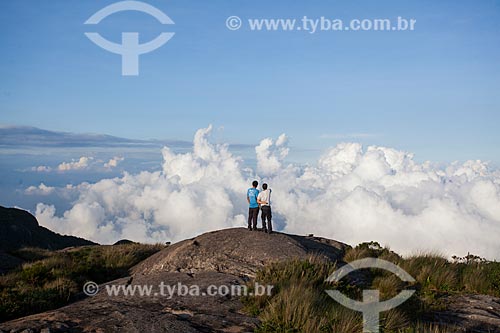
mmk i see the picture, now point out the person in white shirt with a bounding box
[257,183,272,234]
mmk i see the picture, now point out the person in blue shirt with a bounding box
[247,180,260,231]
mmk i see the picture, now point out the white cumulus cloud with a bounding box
[104,156,124,169]
[25,183,55,195]
[57,156,93,171]
[255,133,289,175]
[31,165,52,172]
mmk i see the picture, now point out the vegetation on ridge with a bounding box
[1,236,499,332]
[0,243,164,322]
[244,242,500,332]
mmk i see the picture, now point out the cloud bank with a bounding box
[31,156,124,173]
[31,156,94,172]
[34,126,500,259]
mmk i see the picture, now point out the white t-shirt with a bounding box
[257,189,271,207]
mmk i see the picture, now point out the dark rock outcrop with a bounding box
[0,206,96,252]
[113,239,136,245]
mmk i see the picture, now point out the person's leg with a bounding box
[261,207,268,232]
[252,207,259,230]
[267,208,273,233]
[247,208,253,230]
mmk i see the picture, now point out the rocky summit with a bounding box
[133,228,349,277]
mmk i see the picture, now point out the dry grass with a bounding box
[246,256,362,332]
[372,274,405,300]
[401,253,455,288]
[0,243,164,322]
[258,282,329,332]
[247,243,500,332]
[382,309,410,331]
[401,322,464,332]
[255,280,363,333]
[460,262,493,294]
[343,247,372,262]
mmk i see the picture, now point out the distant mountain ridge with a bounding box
[0,125,255,150]
[0,205,96,252]
[0,126,191,148]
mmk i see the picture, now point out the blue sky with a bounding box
[1,0,500,163]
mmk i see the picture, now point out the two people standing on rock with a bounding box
[246,180,273,233]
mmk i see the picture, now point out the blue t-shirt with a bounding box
[247,188,260,208]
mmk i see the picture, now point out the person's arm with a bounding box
[257,193,268,205]
[247,196,250,204]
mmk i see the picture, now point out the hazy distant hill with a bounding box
[0,126,190,148]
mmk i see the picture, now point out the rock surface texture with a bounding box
[429,294,500,332]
